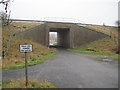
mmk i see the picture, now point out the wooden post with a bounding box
[25,52,28,87]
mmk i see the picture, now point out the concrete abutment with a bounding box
[16,22,109,48]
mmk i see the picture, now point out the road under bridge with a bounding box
[17,22,108,48]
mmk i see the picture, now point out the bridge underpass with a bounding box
[16,22,109,48]
[49,28,70,48]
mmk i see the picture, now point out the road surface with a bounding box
[2,49,118,88]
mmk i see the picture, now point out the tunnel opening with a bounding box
[49,32,58,47]
[49,28,70,48]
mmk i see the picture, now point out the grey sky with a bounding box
[1,0,119,26]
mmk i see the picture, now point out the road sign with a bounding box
[20,44,32,53]
[19,44,33,87]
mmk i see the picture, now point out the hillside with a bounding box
[83,25,119,40]
[70,25,119,62]
[2,22,56,70]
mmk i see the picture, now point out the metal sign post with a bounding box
[20,44,32,87]
[25,52,28,87]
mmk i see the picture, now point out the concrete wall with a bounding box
[16,24,47,46]
[72,25,108,48]
[16,22,109,48]
[57,29,70,48]
[45,22,108,48]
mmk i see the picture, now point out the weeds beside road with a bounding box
[69,38,119,63]
[2,80,57,88]
[83,25,119,44]
[2,22,56,70]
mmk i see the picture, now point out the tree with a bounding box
[103,23,106,26]
[0,12,7,25]
[0,11,11,26]
[115,20,120,28]
[0,0,13,26]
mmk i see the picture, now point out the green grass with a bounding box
[2,80,57,88]
[69,48,118,60]
[69,38,119,62]
[53,43,58,46]
[2,51,57,70]
[2,22,57,70]
[0,82,2,88]
[83,25,118,37]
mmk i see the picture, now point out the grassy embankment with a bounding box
[84,25,119,41]
[2,22,56,70]
[2,80,57,88]
[70,25,119,62]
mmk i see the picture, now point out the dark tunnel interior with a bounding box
[49,28,70,48]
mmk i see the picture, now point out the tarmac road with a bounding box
[2,49,118,88]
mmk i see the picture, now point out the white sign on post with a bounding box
[20,44,32,52]
[19,44,33,87]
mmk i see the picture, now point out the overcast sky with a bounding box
[1,0,119,26]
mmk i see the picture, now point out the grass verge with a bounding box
[2,51,56,70]
[2,22,57,70]
[69,38,119,62]
[2,80,57,88]
[69,48,118,60]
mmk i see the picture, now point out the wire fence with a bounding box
[11,17,85,24]
[39,17,85,24]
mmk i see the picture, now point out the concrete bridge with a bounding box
[17,22,108,48]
